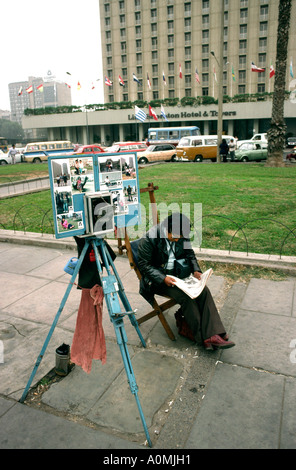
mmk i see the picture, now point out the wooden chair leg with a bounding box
[136,299,176,341]
[156,310,176,341]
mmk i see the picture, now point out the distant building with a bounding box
[9,72,72,126]
[0,109,10,120]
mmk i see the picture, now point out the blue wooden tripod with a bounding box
[19,236,152,447]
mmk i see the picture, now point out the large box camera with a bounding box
[84,192,114,236]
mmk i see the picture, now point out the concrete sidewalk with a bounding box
[0,236,296,450]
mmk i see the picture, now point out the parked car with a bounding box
[74,144,105,154]
[234,142,267,162]
[0,149,23,165]
[287,137,296,148]
[176,135,235,162]
[237,133,268,149]
[105,142,148,153]
[137,144,177,164]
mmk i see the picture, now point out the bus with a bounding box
[147,126,200,146]
[23,140,74,163]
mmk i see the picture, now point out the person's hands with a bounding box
[193,271,202,280]
[164,276,177,287]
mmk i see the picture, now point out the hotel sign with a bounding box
[128,109,237,120]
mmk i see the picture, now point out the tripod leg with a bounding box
[19,241,90,403]
[92,239,152,446]
[103,241,146,347]
[113,317,152,447]
[118,289,146,346]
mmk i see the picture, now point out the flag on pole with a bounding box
[135,105,147,122]
[162,71,167,85]
[269,64,275,79]
[179,63,183,78]
[232,66,236,81]
[37,84,44,92]
[161,104,168,122]
[147,72,151,89]
[77,82,81,90]
[149,105,158,121]
[251,62,265,72]
[133,73,141,85]
[65,83,71,89]
[18,86,23,96]
[105,76,113,86]
[213,66,217,82]
[26,85,33,94]
[195,68,200,83]
[290,59,294,78]
[119,75,125,86]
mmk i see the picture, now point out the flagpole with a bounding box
[146,73,151,103]
[231,63,233,98]
[178,64,181,100]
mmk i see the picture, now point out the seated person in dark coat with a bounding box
[137,213,235,350]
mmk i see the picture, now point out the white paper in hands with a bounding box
[169,268,213,299]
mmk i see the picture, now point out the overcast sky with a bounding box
[1,0,104,111]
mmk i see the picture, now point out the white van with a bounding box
[176,135,235,162]
[23,141,74,163]
[237,133,268,149]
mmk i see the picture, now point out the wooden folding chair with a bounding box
[124,230,177,341]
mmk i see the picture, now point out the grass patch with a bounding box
[0,190,53,233]
[0,162,49,184]
[0,162,296,256]
[199,260,289,283]
[138,163,296,256]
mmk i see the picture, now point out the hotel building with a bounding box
[22,0,296,144]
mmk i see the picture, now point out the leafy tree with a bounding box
[0,119,24,143]
[266,0,292,167]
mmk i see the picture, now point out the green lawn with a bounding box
[0,162,49,183]
[0,162,296,256]
[138,163,296,256]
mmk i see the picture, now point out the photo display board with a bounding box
[48,152,141,239]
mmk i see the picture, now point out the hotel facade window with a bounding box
[184,2,191,16]
[151,8,157,20]
[167,6,174,18]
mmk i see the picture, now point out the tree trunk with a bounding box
[266,0,292,167]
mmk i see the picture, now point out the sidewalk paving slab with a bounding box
[0,397,142,449]
[185,362,291,449]
[1,238,296,450]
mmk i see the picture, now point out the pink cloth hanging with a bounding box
[71,284,106,373]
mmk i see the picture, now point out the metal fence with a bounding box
[0,178,295,258]
[0,201,295,259]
